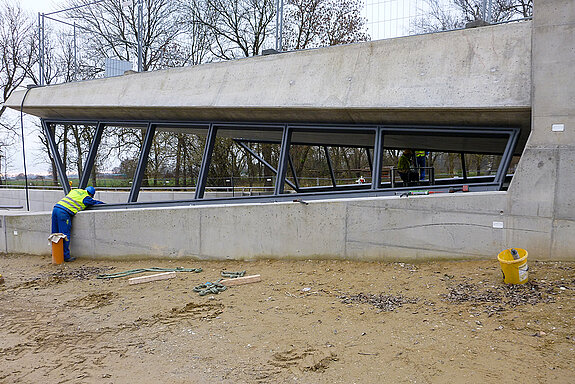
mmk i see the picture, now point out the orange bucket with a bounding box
[48,233,67,265]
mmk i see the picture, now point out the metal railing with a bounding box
[389,166,436,188]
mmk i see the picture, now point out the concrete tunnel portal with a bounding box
[6,4,574,261]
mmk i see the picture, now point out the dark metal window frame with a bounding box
[41,119,519,209]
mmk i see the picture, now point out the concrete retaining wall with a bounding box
[1,191,556,261]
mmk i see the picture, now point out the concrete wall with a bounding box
[0,192,525,260]
[0,190,557,261]
[1,1,573,261]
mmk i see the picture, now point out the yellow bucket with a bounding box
[497,248,528,284]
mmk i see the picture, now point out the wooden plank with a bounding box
[220,274,261,287]
[128,271,176,285]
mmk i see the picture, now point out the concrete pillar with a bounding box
[508,0,575,259]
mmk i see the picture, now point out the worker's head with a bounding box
[403,149,412,155]
[86,186,96,197]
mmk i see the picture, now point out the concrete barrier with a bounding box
[0,191,559,261]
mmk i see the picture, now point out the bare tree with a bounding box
[411,0,463,32]
[176,0,218,65]
[0,1,37,179]
[503,0,533,17]
[63,0,183,72]
[319,0,369,46]
[0,0,36,121]
[283,0,369,50]
[185,0,276,59]
[282,0,323,49]
[34,29,107,183]
[412,0,532,33]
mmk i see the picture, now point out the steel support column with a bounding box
[236,141,298,191]
[274,125,291,195]
[324,146,337,187]
[371,128,384,190]
[128,123,155,203]
[366,147,373,172]
[195,124,217,199]
[79,122,104,189]
[494,130,519,188]
[460,152,467,180]
[42,120,70,194]
[288,155,300,191]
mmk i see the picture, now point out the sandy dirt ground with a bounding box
[1,253,574,384]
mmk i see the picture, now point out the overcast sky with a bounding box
[20,0,59,13]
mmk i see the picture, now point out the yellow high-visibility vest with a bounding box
[56,189,88,214]
[415,151,426,157]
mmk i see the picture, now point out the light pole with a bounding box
[481,0,493,22]
[275,0,284,51]
[137,0,143,72]
[73,22,78,81]
[38,12,44,85]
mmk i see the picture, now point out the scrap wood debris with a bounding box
[97,267,202,279]
[339,278,574,315]
[128,271,176,285]
[194,271,261,295]
[220,274,261,286]
[441,280,574,315]
[221,270,246,278]
[339,292,419,311]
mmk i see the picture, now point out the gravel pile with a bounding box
[441,280,570,315]
[339,292,418,311]
[42,266,112,281]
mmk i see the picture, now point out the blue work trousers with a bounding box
[51,206,73,261]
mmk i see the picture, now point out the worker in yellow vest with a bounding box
[398,149,418,185]
[415,151,427,181]
[51,186,104,262]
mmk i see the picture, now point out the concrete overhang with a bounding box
[6,20,532,151]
